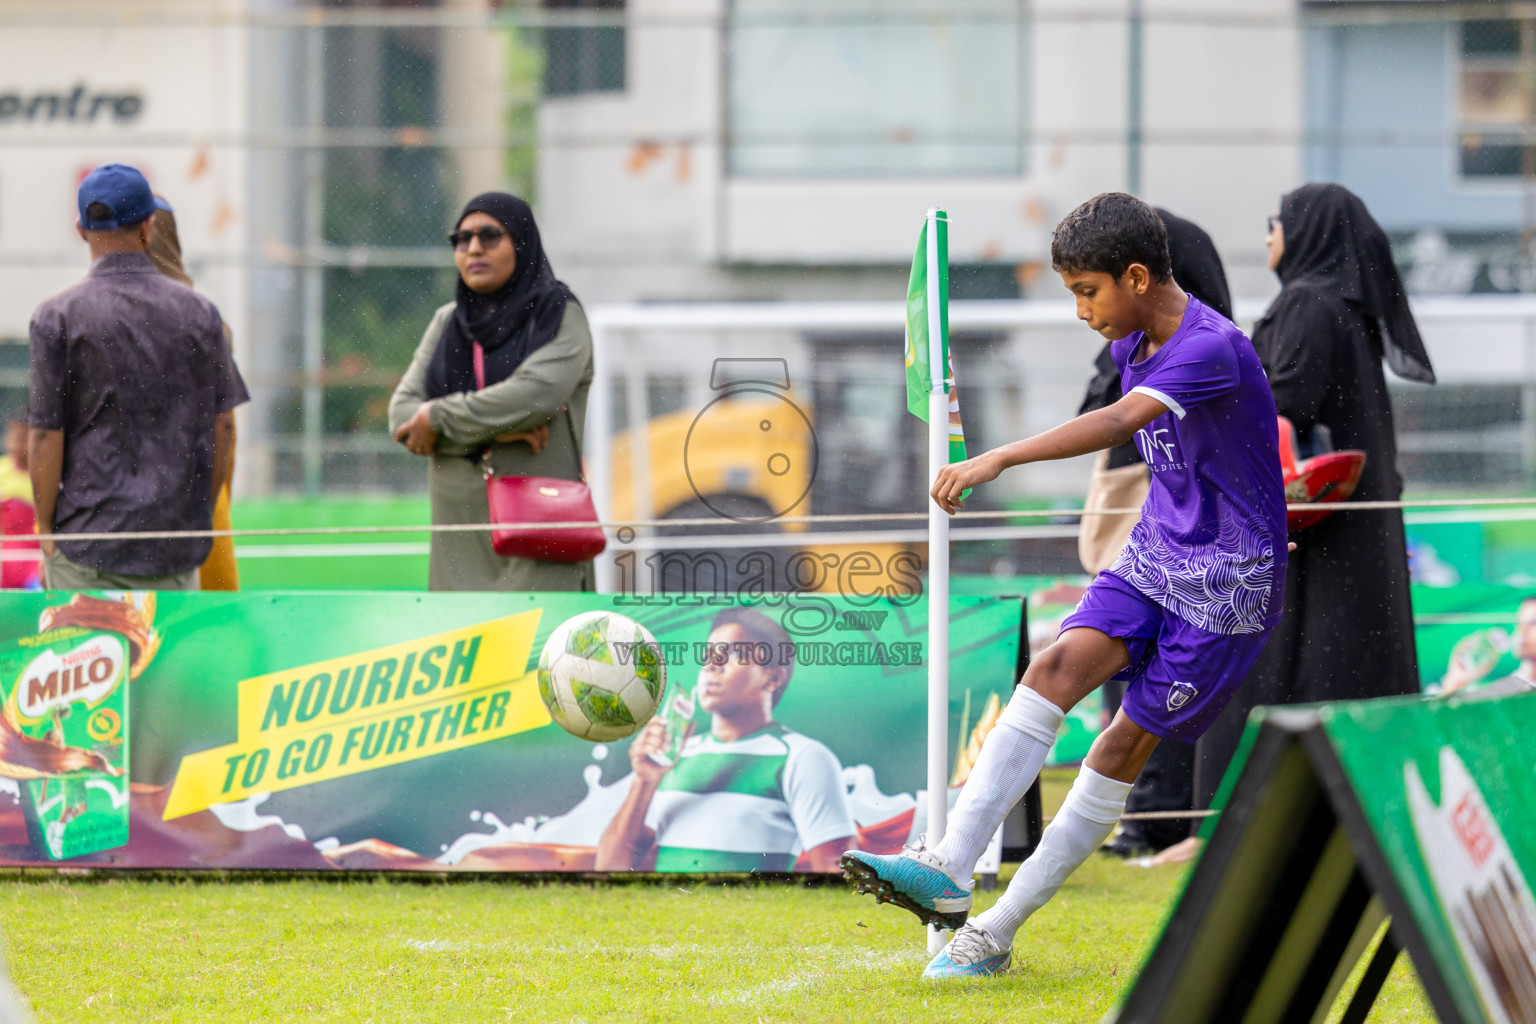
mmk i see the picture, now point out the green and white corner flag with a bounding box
[903,210,968,466]
[907,208,961,957]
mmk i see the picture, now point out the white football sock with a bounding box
[932,686,1064,879]
[972,766,1132,949]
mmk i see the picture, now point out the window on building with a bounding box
[1459,19,1535,178]
[543,0,625,98]
[727,0,1026,177]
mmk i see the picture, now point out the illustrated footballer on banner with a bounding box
[844,193,1290,980]
[596,607,857,874]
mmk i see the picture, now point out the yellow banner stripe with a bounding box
[165,609,550,820]
[164,673,549,819]
[236,611,541,741]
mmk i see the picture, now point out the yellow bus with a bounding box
[609,380,921,597]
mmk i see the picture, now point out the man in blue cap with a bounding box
[27,163,249,590]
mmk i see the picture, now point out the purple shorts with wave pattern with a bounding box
[1061,571,1275,742]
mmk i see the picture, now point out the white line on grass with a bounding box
[401,938,716,958]
[705,947,925,1007]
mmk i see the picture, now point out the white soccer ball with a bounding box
[536,611,667,741]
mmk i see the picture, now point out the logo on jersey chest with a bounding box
[1134,426,1186,470]
[1167,680,1198,712]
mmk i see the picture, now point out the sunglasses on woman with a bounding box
[449,226,509,250]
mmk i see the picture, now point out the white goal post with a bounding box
[584,292,1536,593]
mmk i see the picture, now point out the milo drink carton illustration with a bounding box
[1406,747,1536,1024]
[0,628,130,861]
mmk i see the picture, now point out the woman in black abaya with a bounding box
[1193,184,1435,806]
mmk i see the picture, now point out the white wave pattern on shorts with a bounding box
[1109,502,1275,635]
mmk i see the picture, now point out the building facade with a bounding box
[0,0,1527,501]
[539,0,1303,305]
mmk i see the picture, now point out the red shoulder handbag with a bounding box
[474,342,607,562]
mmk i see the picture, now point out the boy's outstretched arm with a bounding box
[931,391,1168,514]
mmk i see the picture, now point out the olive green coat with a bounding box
[389,301,595,592]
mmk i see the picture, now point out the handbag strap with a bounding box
[473,341,491,478]
[560,406,586,484]
[471,339,586,484]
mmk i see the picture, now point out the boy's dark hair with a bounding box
[709,607,794,704]
[1050,192,1173,282]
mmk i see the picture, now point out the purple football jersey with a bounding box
[1107,296,1287,635]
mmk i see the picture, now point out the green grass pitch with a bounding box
[0,772,1438,1023]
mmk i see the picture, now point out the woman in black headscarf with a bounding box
[389,192,595,591]
[1193,183,1435,806]
[1078,208,1233,856]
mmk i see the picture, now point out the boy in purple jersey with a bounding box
[842,193,1288,979]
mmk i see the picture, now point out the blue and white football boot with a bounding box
[841,836,973,930]
[922,922,1012,979]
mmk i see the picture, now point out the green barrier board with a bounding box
[1110,691,1536,1024]
[0,590,1030,874]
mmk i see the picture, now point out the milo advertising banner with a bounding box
[0,590,1024,873]
[0,624,132,861]
[1112,690,1536,1024]
[1321,693,1536,1024]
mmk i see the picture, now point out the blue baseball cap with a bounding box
[76,163,171,231]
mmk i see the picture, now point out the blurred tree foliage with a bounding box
[298,24,540,440]
[321,29,452,436]
[505,26,543,202]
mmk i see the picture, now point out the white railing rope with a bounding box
[5,494,1536,545]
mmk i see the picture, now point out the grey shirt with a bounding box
[28,251,249,576]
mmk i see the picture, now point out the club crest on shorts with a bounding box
[1167,681,1198,712]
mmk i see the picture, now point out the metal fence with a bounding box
[583,296,1536,589]
[1,2,1535,500]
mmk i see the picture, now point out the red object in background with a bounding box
[791,808,915,871]
[1277,416,1367,532]
[0,499,41,589]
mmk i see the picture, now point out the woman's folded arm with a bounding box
[428,304,592,447]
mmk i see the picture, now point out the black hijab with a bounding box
[1159,208,1232,320]
[1275,183,1435,384]
[423,192,575,399]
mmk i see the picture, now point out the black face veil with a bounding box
[1277,183,1435,384]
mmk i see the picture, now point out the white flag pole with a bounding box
[924,207,950,954]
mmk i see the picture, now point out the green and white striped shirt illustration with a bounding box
[646,724,856,872]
